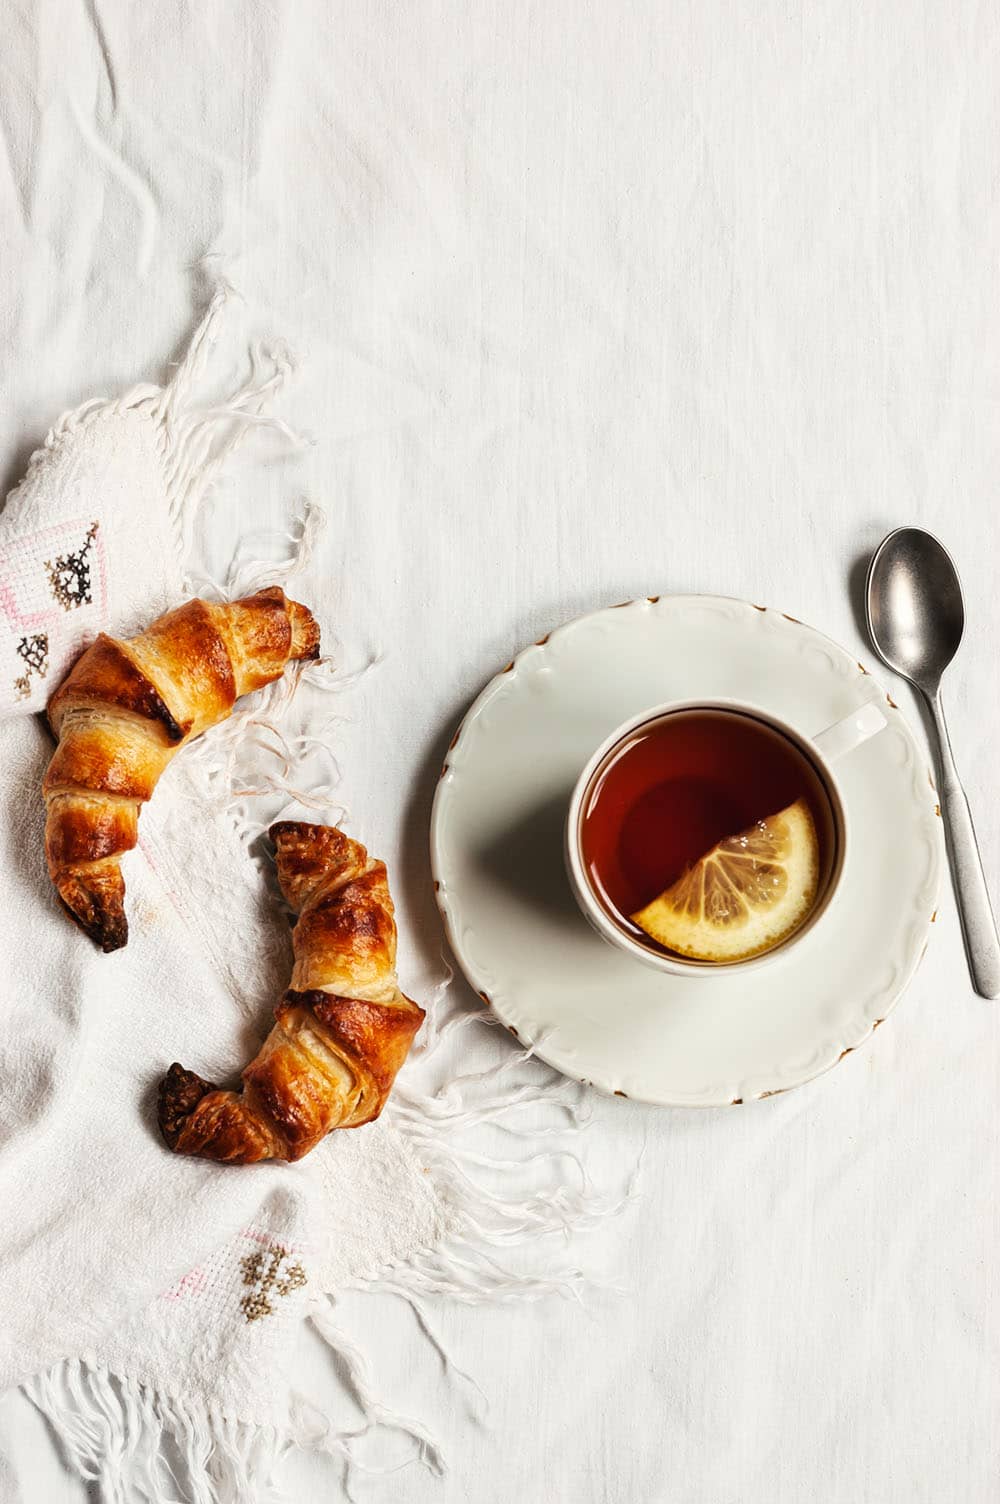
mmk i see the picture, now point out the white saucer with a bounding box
[430,595,943,1106]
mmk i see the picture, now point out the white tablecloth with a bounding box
[1,3,998,1500]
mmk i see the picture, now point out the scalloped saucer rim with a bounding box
[430,593,943,1106]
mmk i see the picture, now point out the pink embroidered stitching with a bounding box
[0,516,107,631]
[161,1266,208,1302]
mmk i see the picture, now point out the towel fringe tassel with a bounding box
[25,1359,290,1504]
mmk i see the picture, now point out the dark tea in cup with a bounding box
[578,707,839,964]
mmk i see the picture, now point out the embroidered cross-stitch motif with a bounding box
[239,1245,307,1323]
[13,632,49,699]
[44,522,99,611]
[17,632,49,675]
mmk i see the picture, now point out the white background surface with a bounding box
[1,2,999,1500]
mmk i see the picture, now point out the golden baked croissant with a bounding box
[43,588,320,952]
[158,822,425,1163]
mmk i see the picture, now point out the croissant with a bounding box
[158,822,425,1163]
[43,588,320,952]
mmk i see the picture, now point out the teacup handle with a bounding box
[811,701,888,764]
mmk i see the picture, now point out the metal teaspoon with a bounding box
[866,526,1000,998]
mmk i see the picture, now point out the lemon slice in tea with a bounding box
[630,798,820,962]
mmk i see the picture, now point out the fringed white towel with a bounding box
[0,288,634,1501]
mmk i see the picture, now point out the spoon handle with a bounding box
[928,692,1000,999]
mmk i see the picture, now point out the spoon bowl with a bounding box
[866,528,964,696]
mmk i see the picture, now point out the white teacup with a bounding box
[564,697,887,976]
